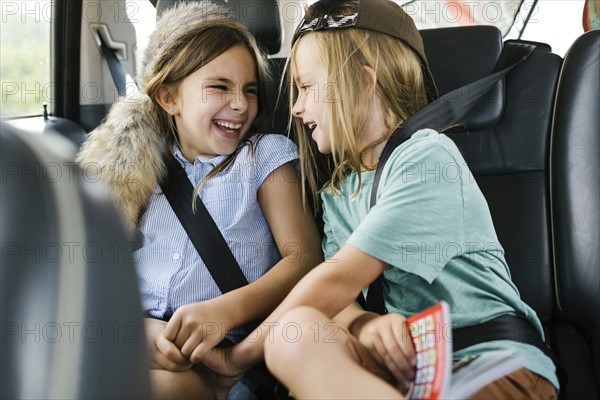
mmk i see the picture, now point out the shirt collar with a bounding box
[171,144,228,168]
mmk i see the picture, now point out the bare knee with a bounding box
[264,306,328,378]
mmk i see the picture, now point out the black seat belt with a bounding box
[97,34,128,97]
[160,155,249,292]
[159,155,281,395]
[359,41,538,312]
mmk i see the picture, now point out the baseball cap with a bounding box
[292,0,438,101]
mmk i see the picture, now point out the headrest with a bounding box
[156,0,281,55]
[420,26,504,131]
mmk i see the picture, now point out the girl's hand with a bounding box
[144,318,192,371]
[202,346,247,378]
[357,313,416,389]
[164,301,231,364]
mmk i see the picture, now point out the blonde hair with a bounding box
[144,16,271,200]
[291,4,428,208]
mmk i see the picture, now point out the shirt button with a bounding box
[173,252,180,260]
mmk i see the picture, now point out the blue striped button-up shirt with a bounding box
[134,134,299,334]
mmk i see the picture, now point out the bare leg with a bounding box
[150,367,215,399]
[264,306,403,399]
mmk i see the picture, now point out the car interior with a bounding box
[1,0,598,399]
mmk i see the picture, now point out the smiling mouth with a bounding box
[214,120,243,136]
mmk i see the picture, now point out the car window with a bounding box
[1,0,52,117]
[507,0,586,56]
[0,0,155,119]
[305,0,587,57]
[126,0,156,86]
[398,0,586,57]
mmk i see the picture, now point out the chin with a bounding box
[316,143,332,154]
[219,146,240,156]
[312,137,328,154]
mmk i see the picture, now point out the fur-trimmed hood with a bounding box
[76,93,165,234]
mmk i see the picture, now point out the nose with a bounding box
[292,93,304,118]
[230,88,249,113]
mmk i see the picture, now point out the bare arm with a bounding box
[226,161,323,325]
[165,162,322,361]
[202,243,388,375]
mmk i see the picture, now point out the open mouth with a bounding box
[214,120,243,137]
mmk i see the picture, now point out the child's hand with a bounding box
[201,346,247,378]
[144,318,192,371]
[164,302,231,364]
[357,313,416,389]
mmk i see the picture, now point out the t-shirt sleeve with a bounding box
[321,203,341,260]
[252,134,299,189]
[347,137,466,283]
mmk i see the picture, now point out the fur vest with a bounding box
[76,94,166,234]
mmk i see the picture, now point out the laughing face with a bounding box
[171,45,259,161]
[291,34,332,154]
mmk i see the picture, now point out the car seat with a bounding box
[0,123,151,399]
[420,26,599,399]
[549,29,600,400]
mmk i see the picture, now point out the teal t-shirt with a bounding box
[321,129,558,389]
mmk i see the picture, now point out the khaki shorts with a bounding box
[469,368,558,400]
[338,325,396,384]
[339,324,557,400]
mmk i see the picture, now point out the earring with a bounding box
[169,108,174,113]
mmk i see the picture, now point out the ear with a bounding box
[155,85,179,115]
[362,65,377,97]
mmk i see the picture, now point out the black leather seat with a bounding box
[549,29,600,400]
[423,25,563,321]
[0,123,151,399]
[420,26,599,399]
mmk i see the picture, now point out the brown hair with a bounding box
[143,13,271,196]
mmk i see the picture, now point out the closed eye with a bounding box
[245,87,258,100]
[298,83,313,93]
